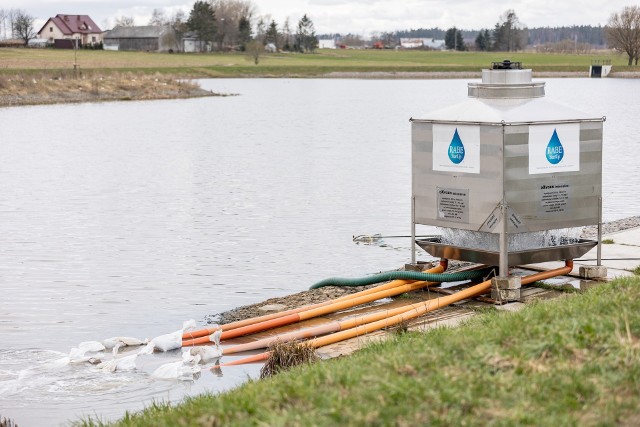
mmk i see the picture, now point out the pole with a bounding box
[597,196,602,266]
[411,195,416,265]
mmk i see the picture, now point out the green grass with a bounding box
[81,276,640,426]
[1,48,638,78]
[602,238,615,244]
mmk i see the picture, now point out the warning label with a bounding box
[540,183,570,215]
[437,187,469,223]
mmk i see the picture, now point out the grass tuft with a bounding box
[260,340,319,379]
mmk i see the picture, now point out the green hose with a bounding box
[309,268,492,290]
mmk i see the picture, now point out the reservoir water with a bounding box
[1,77,638,425]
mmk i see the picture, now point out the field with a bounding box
[0,48,637,78]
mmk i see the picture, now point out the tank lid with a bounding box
[468,60,545,99]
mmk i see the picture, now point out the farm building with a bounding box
[399,38,445,50]
[37,14,103,48]
[318,39,336,49]
[103,25,179,52]
[182,32,210,52]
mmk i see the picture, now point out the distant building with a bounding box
[318,39,336,49]
[103,25,179,52]
[399,38,445,50]
[37,14,103,48]
[424,39,446,50]
[182,31,211,53]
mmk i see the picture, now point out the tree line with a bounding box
[115,0,318,54]
[3,2,640,65]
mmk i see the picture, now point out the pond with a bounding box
[0,77,638,425]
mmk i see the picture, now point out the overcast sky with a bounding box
[3,0,631,36]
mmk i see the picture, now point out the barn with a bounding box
[103,25,179,52]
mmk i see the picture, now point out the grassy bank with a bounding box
[1,48,638,78]
[85,275,640,426]
[1,48,637,107]
[0,70,221,107]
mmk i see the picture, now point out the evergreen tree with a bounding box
[475,31,486,51]
[295,14,318,53]
[445,27,465,51]
[492,10,527,51]
[237,15,252,51]
[475,28,492,51]
[265,20,279,49]
[187,1,216,50]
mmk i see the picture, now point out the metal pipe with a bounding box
[411,195,416,265]
[499,203,509,277]
[597,196,603,266]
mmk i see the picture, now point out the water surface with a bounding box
[0,77,638,425]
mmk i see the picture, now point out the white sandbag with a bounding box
[102,336,148,349]
[189,346,222,364]
[181,348,201,365]
[96,341,154,373]
[151,360,201,381]
[151,319,197,352]
[188,330,223,363]
[68,341,106,363]
[97,354,136,373]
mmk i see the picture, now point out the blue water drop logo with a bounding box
[545,129,564,165]
[448,128,465,164]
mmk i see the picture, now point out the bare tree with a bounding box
[0,9,18,40]
[281,17,293,51]
[245,39,263,64]
[148,8,168,26]
[209,0,256,50]
[606,6,640,65]
[255,16,266,44]
[0,9,6,39]
[115,16,135,27]
[12,9,36,46]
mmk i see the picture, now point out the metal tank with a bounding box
[411,60,604,278]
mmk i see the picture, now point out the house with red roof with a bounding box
[37,14,103,48]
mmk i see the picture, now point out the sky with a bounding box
[2,0,632,36]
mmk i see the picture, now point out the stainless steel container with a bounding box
[411,61,604,274]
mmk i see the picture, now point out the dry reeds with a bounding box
[0,415,18,427]
[260,340,319,379]
[0,71,212,107]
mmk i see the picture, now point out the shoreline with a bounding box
[0,72,223,108]
[2,70,640,108]
[212,216,640,326]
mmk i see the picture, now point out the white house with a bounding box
[318,39,336,49]
[37,14,103,47]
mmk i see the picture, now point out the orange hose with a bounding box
[311,260,573,348]
[182,261,447,344]
[215,352,271,367]
[183,276,442,346]
[216,261,573,367]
